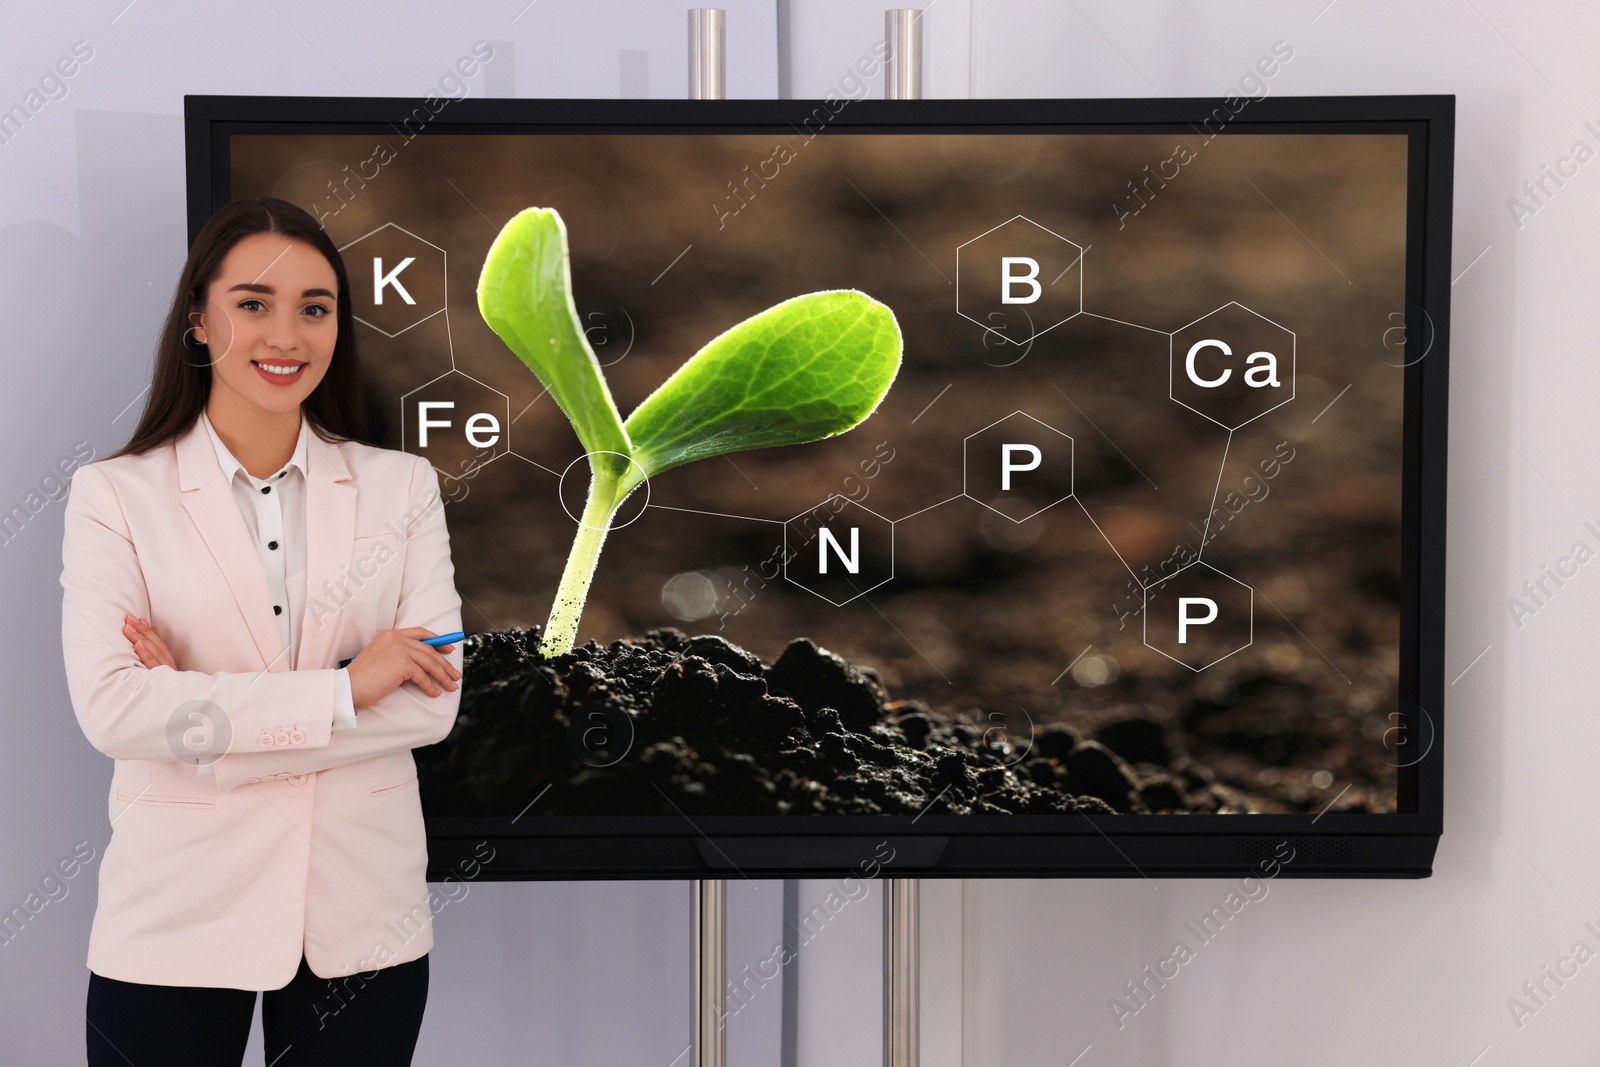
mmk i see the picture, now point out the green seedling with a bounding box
[477,207,904,657]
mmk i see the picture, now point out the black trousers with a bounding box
[85,951,428,1066]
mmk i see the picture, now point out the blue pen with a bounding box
[338,631,469,669]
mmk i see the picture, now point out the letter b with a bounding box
[1000,257,1041,304]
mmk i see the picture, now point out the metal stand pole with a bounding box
[687,15,726,1059]
[689,8,727,100]
[884,19,925,1040]
[884,9,924,100]
[884,878,920,1066]
[692,878,727,1067]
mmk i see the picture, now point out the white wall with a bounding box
[5,0,1596,1063]
[852,0,1590,1063]
[0,4,772,1064]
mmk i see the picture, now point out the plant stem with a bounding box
[542,467,625,657]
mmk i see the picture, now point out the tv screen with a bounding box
[186,94,1450,877]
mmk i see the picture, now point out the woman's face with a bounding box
[190,233,339,416]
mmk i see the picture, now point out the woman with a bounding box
[60,196,465,1065]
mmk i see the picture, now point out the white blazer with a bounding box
[59,413,464,989]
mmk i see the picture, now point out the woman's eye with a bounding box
[304,304,332,318]
[238,298,265,312]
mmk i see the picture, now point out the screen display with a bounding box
[232,121,1411,820]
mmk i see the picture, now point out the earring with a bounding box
[182,325,206,348]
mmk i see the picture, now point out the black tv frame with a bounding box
[185,93,1451,880]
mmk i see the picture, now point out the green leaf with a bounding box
[477,208,632,463]
[622,290,902,485]
[474,205,905,659]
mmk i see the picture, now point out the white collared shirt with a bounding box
[199,409,356,753]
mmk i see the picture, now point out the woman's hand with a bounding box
[344,627,461,709]
[123,612,176,670]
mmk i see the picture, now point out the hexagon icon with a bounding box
[338,222,446,338]
[1143,561,1253,671]
[401,369,510,479]
[957,215,1083,347]
[963,411,1074,522]
[783,495,894,606]
[1169,302,1295,430]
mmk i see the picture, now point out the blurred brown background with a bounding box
[233,127,1408,813]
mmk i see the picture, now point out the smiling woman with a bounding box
[65,196,463,1066]
[188,233,340,476]
[104,198,369,468]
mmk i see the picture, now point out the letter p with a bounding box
[1001,444,1041,490]
[1178,598,1217,643]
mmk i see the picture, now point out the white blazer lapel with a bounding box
[297,429,356,671]
[175,417,291,671]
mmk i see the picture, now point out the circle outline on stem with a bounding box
[558,449,651,531]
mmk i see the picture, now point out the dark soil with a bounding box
[415,625,1269,817]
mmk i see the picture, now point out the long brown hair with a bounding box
[106,196,369,460]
